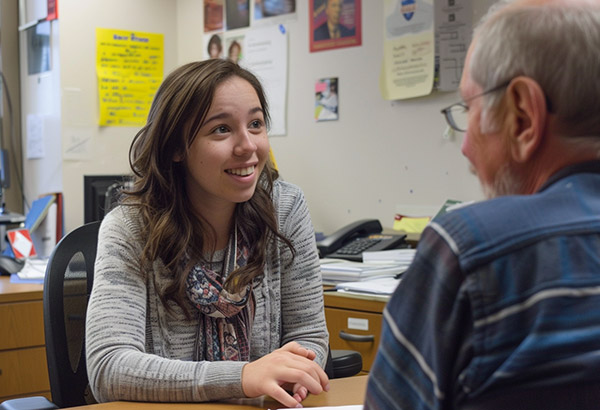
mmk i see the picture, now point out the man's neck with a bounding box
[519,135,600,194]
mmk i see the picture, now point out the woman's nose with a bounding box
[233,129,257,156]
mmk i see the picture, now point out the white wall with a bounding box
[21,0,497,235]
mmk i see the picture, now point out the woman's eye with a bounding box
[214,125,229,134]
[249,120,263,129]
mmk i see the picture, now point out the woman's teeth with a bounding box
[227,166,254,176]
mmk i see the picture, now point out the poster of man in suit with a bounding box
[310,0,362,52]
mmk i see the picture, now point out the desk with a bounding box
[323,290,387,373]
[0,276,51,401]
[68,375,368,409]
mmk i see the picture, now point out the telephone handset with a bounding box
[316,219,407,261]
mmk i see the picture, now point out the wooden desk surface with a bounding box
[0,276,44,302]
[68,376,368,409]
[323,289,388,313]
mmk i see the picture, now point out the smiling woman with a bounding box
[178,76,270,232]
[85,59,330,408]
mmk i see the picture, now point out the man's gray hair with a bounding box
[469,1,600,138]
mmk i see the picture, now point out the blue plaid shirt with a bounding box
[364,161,600,410]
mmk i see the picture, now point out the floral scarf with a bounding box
[185,227,255,361]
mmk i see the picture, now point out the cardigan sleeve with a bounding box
[276,182,329,367]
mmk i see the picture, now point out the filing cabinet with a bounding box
[323,291,387,373]
[0,278,51,401]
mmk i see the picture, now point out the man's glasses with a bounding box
[440,81,510,133]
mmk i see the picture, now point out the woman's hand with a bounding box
[241,341,330,408]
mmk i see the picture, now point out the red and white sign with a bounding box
[7,228,37,259]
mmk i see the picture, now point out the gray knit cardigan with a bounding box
[85,180,328,403]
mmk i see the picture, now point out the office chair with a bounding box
[43,221,101,407]
[325,348,363,379]
[0,221,100,410]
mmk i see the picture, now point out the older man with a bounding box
[364,0,600,409]
[314,0,355,41]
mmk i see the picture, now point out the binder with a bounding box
[26,194,55,232]
[33,202,57,258]
[45,192,64,243]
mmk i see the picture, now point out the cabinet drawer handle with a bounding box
[339,330,374,342]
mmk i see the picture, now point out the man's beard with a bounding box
[481,162,524,199]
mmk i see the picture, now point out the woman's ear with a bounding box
[173,150,184,162]
[504,76,548,163]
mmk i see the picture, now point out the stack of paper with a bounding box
[17,258,50,281]
[320,259,408,284]
[320,249,417,284]
[362,248,416,266]
[335,276,401,296]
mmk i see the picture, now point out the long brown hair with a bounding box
[126,59,294,315]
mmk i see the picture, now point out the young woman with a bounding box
[86,59,329,408]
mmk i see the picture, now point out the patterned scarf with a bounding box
[185,226,255,361]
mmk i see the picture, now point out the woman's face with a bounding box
[181,76,269,217]
[209,43,220,58]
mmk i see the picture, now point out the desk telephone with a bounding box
[316,219,407,261]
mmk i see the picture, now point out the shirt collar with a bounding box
[538,160,600,192]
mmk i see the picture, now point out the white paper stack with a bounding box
[320,258,408,284]
[320,248,417,285]
[17,258,50,280]
[335,276,402,296]
[362,248,416,265]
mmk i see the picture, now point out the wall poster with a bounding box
[310,0,362,53]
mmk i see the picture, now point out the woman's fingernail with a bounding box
[295,404,303,408]
[325,383,330,392]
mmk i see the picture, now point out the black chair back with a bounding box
[43,221,101,408]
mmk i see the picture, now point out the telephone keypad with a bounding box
[336,237,382,255]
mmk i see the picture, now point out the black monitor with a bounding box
[83,175,132,223]
[0,149,10,215]
[0,148,10,189]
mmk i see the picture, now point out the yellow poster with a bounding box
[380,0,435,100]
[96,28,164,126]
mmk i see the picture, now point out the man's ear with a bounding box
[504,76,548,163]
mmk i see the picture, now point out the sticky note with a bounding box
[393,214,431,234]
